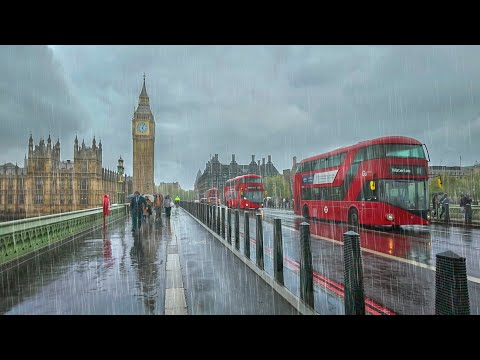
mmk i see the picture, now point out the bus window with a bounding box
[353,148,366,163]
[357,181,377,201]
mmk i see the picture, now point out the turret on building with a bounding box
[0,135,132,221]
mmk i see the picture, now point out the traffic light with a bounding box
[437,177,442,188]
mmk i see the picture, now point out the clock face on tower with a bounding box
[136,121,148,134]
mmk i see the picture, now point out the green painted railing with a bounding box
[0,204,127,267]
[431,205,480,223]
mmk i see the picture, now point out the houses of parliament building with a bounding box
[0,135,133,222]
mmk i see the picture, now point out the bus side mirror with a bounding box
[370,180,376,191]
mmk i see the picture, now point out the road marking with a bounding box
[164,217,188,315]
[260,218,480,284]
[241,231,395,315]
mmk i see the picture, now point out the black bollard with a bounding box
[221,207,226,239]
[343,231,365,315]
[300,222,314,308]
[210,205,215,230]
[244,212,250,259]
[217,205,221,234]
[273,218,284,285]
[208,204,211,228]
[227,209,232,245]
[206,204,210,226]
[256,213,264,270]
[435,251,470,315]
[207,204,210,226]
[227,208,232,245]
[235,210,240,250]
[210,204,213,229]
[212,205,216,231]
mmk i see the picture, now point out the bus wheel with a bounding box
[302,205,310,219]
[348,208,359,232]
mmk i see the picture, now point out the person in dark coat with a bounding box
[130,191,147,232]
[432,193,438,218]
[464,193,473,225]
[439,193,450,224]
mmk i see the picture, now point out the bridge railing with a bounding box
[179,200,317,314]
[431,205,480,224]
[180,201,472,315]
[0,204,127,267]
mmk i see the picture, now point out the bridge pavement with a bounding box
[0,208,299,315]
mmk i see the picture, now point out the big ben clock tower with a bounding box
[132,74,155,194]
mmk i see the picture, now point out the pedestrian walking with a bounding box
[130,191,147,232]
[439,193,450,224]
[164,194,173,219]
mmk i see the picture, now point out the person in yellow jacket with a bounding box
[174,195,180,207]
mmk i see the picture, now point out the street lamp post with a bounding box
[117,156,124,204]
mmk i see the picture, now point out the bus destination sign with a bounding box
[390,165,426,175]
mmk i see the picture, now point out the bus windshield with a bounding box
[378,180,428,211]
[244,191,263,203]
[243,177,262,184]
[385,144,426,158]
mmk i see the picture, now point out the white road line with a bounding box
[265,221,480,285]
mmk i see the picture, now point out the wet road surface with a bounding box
[226,207,480,314]
[0,211,298,315]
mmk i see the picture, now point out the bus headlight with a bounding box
[386,214,394,221]
[246,204,249,207]
[427,214,431,220]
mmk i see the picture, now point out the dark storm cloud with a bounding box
[2,45,480,189]
[0,46,89,163]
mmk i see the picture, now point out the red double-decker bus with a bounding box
[224,174,264,210]
[205,188,221,205]
[293,136,431,229]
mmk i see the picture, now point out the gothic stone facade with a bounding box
[0,135,132,222]
[194,154,280,200]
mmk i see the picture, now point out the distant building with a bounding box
[429,165,470,178]
[0,135,132,222]
[282,156,297,196]
[157,182,182,195]
[194,154,280,199]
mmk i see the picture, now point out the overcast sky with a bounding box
[1,45,479,189]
